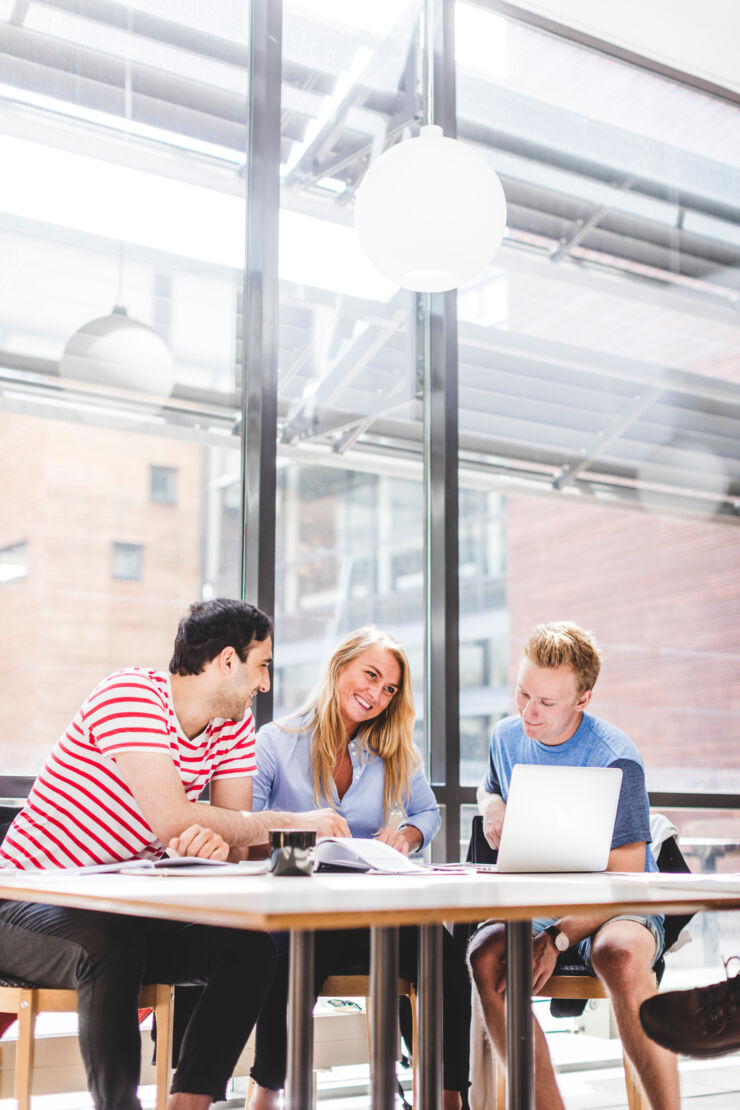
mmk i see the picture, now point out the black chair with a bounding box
[0,805,22,844]
[463,813,694,1017]
[462,813,695,1110]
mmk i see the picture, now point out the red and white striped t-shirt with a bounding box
[0,668,257,871]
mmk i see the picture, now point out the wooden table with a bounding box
[1,867,739,1110]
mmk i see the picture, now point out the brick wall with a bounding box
[506,494,740,791]
[0,412,202,772]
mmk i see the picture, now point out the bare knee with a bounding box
[467,923,506,990]
[591,936,651,994]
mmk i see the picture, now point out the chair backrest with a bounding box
[467,813,694,951]
[0,805,22,845]
[653,825,694,953]
[467,815,497,866]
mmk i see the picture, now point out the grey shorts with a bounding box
[531,912,666,971]
[470,912,665,972]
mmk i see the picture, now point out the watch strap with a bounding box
[545,923,569,951]
[544,924,560,946]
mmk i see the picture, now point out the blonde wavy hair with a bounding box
[293,627,419,823]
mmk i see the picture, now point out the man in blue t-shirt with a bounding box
[468,621,679,1110]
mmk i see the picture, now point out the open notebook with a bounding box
[10,857,269,877]
[314,836,425,874]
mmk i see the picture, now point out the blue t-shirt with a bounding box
[484,711,656,871]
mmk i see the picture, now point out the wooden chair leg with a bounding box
[495,1055,506,1109]
[409,985,418,1096]
[491,1032,648,1110]
[244,1075,255,1109]
[623,1051,649,1110]
[364,996,371,1062]
[152,984,174,1110]
[15,988,37,1110]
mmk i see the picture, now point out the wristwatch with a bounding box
[545,924,570,952]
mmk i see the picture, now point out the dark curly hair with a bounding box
[169,598,273,676]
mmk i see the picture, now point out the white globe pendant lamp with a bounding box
[355,123,507,293]
[58,48,175,401]
[59,306,175,398]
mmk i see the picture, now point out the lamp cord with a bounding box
[113,8,134,314]
[423,0,434,128]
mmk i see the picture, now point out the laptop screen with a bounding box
[496,764,623,873]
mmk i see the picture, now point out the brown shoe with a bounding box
[640,973,740,1058]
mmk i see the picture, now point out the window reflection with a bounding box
[0,1,737,812]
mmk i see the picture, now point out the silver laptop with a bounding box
[495,764,623,873]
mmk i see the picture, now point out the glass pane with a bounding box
[0,3,248,772]
[0,540,28,583]
[459,488,508,785]
[111,541,143,581]
[652,808,740,991]
[455,2,740,793]
[275,1,428,761]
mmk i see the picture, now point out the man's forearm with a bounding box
[549,910,620,946]
[187,802,310,854]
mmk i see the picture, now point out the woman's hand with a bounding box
[168,824,230,861]
[296,808,351,838]
[375,825,422,856]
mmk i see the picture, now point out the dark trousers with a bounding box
[249,925,471,1095]
[0,899,276,1110]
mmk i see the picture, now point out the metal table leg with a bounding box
[370,925,399,1110]
[286,929,315,1110]
[505,920,533,1110]
[418,923,443,1110]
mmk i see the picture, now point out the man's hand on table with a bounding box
[168,824,230,860]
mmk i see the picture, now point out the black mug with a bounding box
[269,829,316,877]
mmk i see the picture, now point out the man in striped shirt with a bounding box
[0,597,349,1110]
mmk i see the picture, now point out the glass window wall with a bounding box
[272,0,429,755]
[0,2,249,771]
[454,1,740,802]
[1,1,739,881]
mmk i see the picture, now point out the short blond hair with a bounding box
[522,621,601,694]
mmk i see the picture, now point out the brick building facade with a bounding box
[0,412,202,772]
[507,494,740,792]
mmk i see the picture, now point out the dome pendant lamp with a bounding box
[59,305,175,398]
[59,50,175,401]
[354,0,506,294]
[354,123,506,293]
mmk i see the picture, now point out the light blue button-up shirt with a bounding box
[252,713,441,848]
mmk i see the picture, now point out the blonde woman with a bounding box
[249,627,469,1110]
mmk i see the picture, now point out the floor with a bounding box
[3,1048,740,1110]
[3,968,740,1109]
[257,1054,740,1109]
[310,1054,740,1108]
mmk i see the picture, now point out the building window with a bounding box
[149,465,177,504]
[0,540,28,583]
[112,542,143,581]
